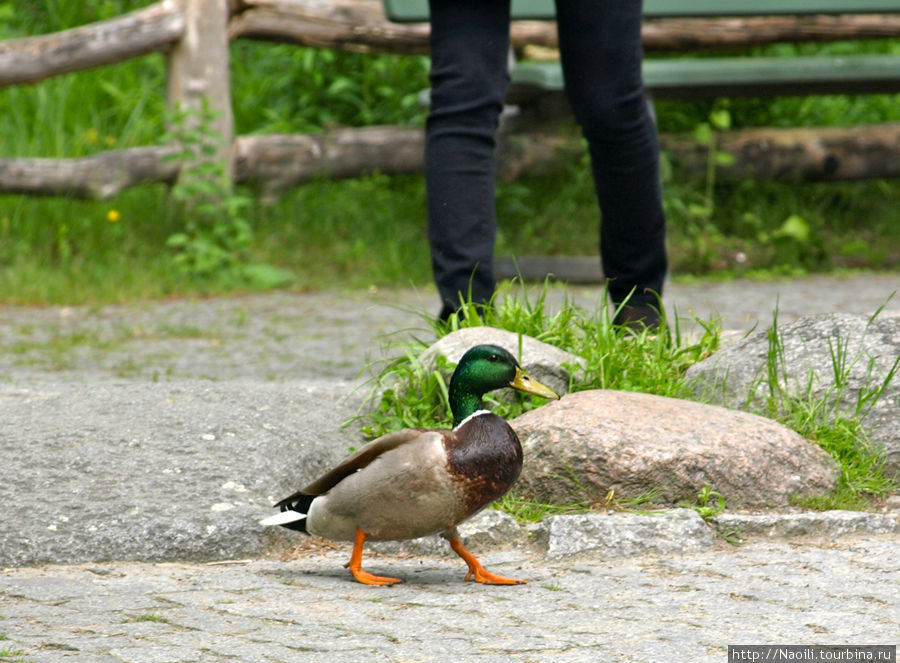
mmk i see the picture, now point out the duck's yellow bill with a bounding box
[509,366,559,400]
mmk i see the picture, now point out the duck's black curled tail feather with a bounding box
[276,492,315,514]
[277,492,315,533]
[259,493,316,534]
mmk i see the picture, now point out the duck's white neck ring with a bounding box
[453,409,492,431]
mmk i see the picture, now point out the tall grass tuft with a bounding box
[360,282,721,438]
[753,304,899,509]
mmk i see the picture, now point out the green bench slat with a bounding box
[510,55,900,99]
[384,0,900,22]
[642,0,900,16]
[383,0,900,99]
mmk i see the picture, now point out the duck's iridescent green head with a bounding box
[448,344,559,426]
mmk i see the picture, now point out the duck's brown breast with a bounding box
[443,412,523,517]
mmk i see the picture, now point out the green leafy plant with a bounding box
[163,101,291,289]
[230,43,429,133]
[683,484,727,521]
[164,101,250,278]
[681,485,743,543]
[358,352,453,438]
[661,104,736,272]
[696,104,736,213]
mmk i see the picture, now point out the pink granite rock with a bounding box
[512,389,839,508]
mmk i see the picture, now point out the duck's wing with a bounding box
[282,428,426,502]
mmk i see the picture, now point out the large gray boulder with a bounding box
[0,380,362,567]
[511,389,839,508]
[685,313,900,479]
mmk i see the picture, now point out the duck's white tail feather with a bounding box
[259,510,307,527]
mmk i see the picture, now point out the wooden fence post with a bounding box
[166,0,234,179]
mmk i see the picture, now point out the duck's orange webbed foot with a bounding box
[448,537,526,585]
[349,567,403,586]
[345,529,402,586]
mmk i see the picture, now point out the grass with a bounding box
[0,175,434,305]
[122,613,169,624]
[749,305,900,509]
[496,486,666,524]
[3,170,899,305]
[360,285,897,514]
[2,3,899,304]
[359,283,721,437]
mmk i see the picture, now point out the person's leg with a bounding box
[554,0,667,324]
[426,0,511,320]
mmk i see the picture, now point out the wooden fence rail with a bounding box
[2,0,900,200]
[0,1,183,87]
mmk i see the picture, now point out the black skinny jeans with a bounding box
[426,0,667,319]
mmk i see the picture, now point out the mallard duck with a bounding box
[260,344,558,586]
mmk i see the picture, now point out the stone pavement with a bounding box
[1,273,899,662]
[1,537,898,663]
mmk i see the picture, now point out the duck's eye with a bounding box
[487,354,501,362]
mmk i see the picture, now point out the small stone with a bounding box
[712,510,900,540]
[457,509,522,550]
[534,509,715,559]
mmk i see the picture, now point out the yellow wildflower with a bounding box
[107,209,121,223]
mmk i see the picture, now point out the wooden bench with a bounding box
[383,0,900,107]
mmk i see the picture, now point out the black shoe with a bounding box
[612,303,662,331]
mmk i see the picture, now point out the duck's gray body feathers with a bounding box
[307,431,462,541]
[273,411,523,542]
